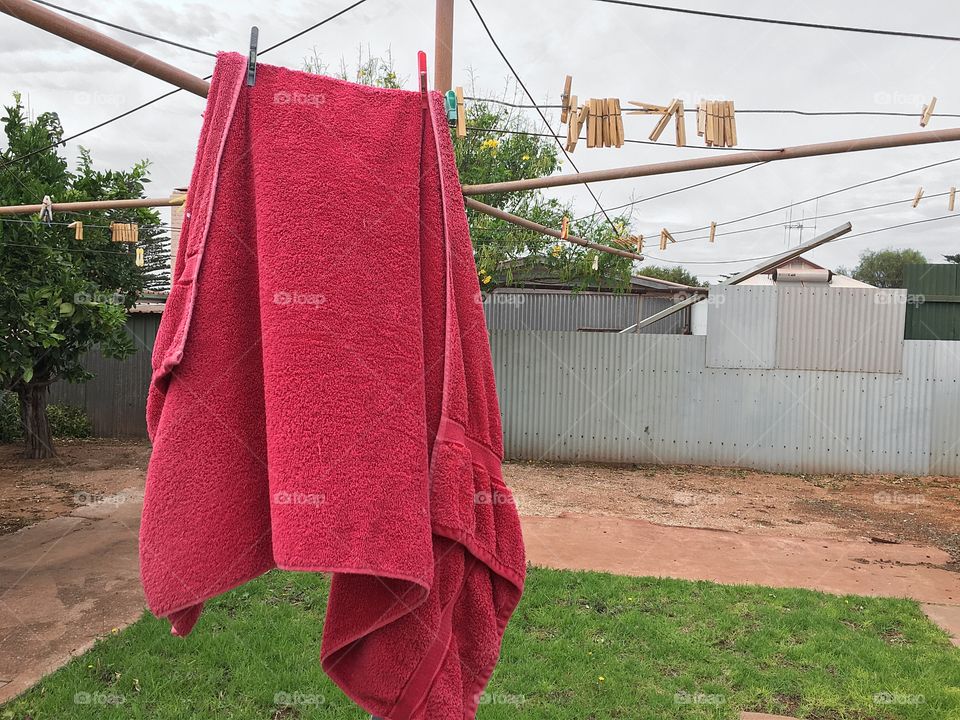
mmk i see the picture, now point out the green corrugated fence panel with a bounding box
[904,264,960,341]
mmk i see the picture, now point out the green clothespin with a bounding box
[444,90,458,125]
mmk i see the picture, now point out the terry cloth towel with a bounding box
[139,52,525,719]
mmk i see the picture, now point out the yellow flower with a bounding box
[480,139,500,151]
[598,676,605,683]
[522,154,530,161]
[482,275,492,285]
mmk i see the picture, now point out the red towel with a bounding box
[140,52,525,719]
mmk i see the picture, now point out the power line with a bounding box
[592,0,960,42]
[32,0,216,56]
[0,0,371,173]
[465,0,622,236]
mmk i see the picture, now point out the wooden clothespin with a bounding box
[628,234,643,253]
[697,100,706,138]
[912,187,924,208]
[949,187,956,212]
[560,215,569,240]
[709,221,716,243]
[560,75,573,124]
[565,95,581,151]
[601,99,612,148]
[592,253,599,271]
[659,227,676,251]
[67,221,83,240]
[674,100,686,147]
[587,99,600,148]
[135,247,145,268]
[649,99,679,142]
[611,99,624,147]
[626,101,669,115]
[727,101,738,146]
[110,222,139,243]
[39,195,53,225]
[920,96,937,127]
[454,86,466,138]
[246,27,259,87]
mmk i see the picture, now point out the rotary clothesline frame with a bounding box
[4,0,960,265]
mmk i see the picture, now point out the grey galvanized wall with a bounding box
[49,313,160,438]
[490,331,960,475]
[707,286,906,373]
[483,291,689,334]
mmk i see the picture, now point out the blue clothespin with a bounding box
[444,90,458,125]
[246,27,259,87]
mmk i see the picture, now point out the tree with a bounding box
[0,93,163,457]
[637,264,703,287]
[845,248,927,288]
[303,51,637,292]
[944,253,960,263]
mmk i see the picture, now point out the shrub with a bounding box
[0,391,93,441]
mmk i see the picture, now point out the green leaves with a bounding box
[0,92,160,394]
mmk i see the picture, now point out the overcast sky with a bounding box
[2,0,959,281]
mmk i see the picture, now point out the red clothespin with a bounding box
[418,51,428,109]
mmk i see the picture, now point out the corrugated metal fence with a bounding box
[47,308,960,476]
[49,313,160,438]
[489,331,960,476]
[483,291,690,334]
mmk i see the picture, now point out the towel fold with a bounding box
[140,52,525,719]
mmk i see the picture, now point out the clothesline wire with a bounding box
[638,213,960,266]
[465,0,623,237]
[663,155,960,235]
[591,0,960,42]
[466,95,960,119]
[470,124,781,153]
[0,0,371,173]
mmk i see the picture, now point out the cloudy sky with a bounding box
[2,0,959,281]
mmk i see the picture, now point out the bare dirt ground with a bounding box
[0,440,149,535]
[1,441,958,569]
[506,461,960,570]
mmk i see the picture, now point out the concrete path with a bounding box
[0,489,144,703]
[2,504,958,705]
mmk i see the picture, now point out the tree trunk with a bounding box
[16,382,55,459]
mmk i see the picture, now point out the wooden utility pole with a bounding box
[434,0,454,92]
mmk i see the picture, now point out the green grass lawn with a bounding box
[2,567,958,719]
